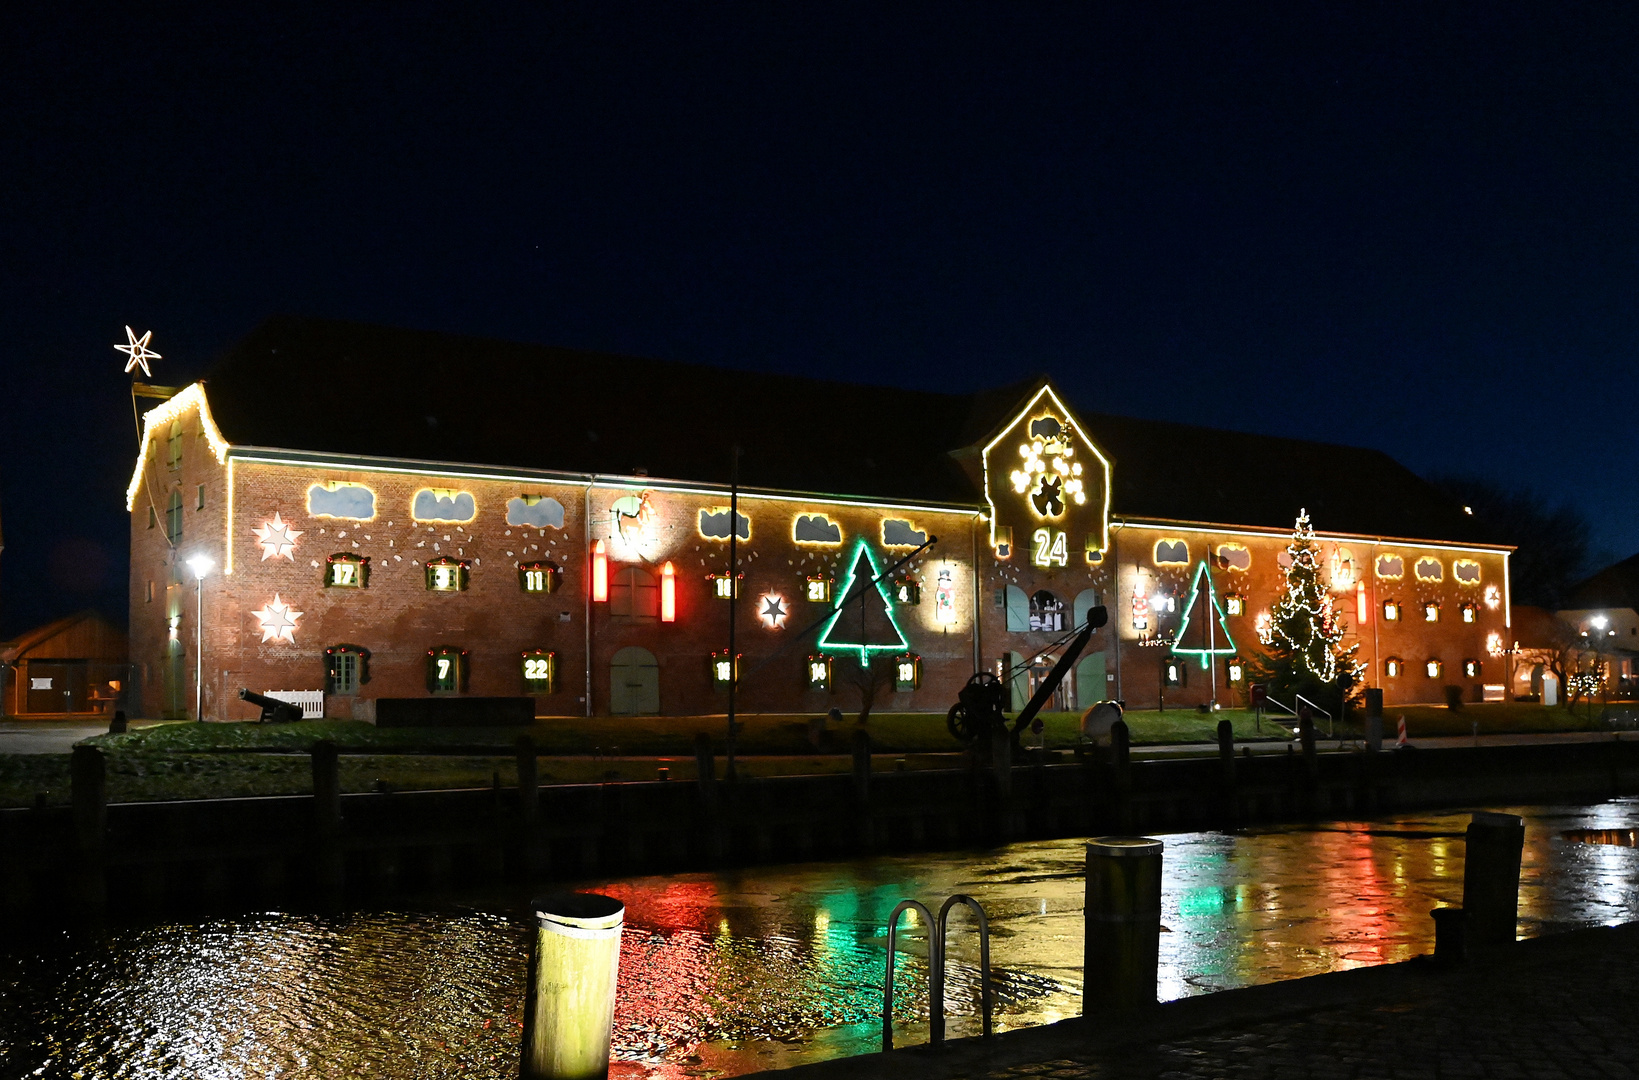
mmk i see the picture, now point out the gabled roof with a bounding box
[1564,552,1639,612]
[192,316,1493,545]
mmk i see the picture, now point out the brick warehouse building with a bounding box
[127,318,1512,721]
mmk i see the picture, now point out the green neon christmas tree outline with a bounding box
[1172,558,1237,669]
[817,539,910,664]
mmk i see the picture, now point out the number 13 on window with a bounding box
[1032,529,1068,568]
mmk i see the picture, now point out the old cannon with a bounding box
[946,605,1107,750]
[239,688,304,724]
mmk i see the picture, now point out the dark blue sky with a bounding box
[4,2,1637,635]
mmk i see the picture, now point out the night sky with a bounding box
[5,2,1638,637]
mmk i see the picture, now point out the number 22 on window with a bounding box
[524,658,550,680]
[1032,529,1068,568]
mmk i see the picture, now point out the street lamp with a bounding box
[185,555,214,722]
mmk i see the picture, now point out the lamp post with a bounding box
[186,555,214,722]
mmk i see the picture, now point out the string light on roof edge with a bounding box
[115,325,161,377]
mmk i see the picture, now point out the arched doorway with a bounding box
[1073,589,1102,630]
[610,646,660,715]
[1075,652,1106,709]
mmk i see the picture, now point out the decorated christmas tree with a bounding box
[1247,509,1365,712]
[818,542,910,721]
[1173,558,1237,670]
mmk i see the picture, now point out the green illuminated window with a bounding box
[326,552,370,588]
[709,573,741,599]
[806,654,832,690]
[894,578,921,606]
[426,557,470,592]
[806,575,833,603]
[519,561,561,594]
[427,646,467,693]
[522,649,556,692]
[894,653,921,692]
[710,650,739,687]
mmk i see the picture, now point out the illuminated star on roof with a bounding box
[251,512,304,561]
[115,325,161,378]
[251,594,303,644]
[759,592,788,630]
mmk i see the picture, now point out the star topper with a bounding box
[758,592,789,630]
[251,512,304,561]
[115,326,161,378]
[251,594,303,644]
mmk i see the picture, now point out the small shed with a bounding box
[0,612,131,718]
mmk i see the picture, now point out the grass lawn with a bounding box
[1371,701,1597,739]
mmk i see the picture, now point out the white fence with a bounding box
[265,690,325,719]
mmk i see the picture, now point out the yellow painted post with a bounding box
[523,892,625,1080]
[1084,836,1163,1014]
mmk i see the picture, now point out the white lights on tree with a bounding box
[1266,510,1363,684]
[251,512,304,561]
[252,594,303,644]
[115,325,161,377]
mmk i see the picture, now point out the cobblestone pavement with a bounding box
[782,923,1639,1080]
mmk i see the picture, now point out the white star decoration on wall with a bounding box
[115,326,161,378]
[252,594,303,644]
[251,512,304,561]
[758,592,789,630]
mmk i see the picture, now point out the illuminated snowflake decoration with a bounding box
[758,592,789,630]
[115,325,161,378]
[251,512,304,561]
[1008,418,1086,512]
[251,594,303,644]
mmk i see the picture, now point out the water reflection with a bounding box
[0,799,1635,1078]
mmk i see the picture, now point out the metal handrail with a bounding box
[882,899,935,1051]
[931,894,992,1044]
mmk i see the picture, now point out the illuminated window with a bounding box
[519,561,561,594]
[710,650,739,687]
[894,654,922,691]
[1463,658,1480,679]
[1424,602,1440,623]
[326,552,370,589]
[1460,603,1476,624]
[1426,658,1442,679]
[894,578,921,605]
[806,654,833,690]
[166,489,183,544]
[1224,593,1245,617]
[1415,557,1444,583]
[610,566,658,619]
[805,575,833,603]
[522,650,556,693]
[1376,553,1404,579]
[425,557,469,592]
[1164,657,1186,686]
[426,646,467,693]
[1032,528,1069,567]
[1227,656,1244,683]
[1385,657,1402,678]
[325,644,369,694]
[167,419,183,470]
[1030,590,1065,632]
[710,573,742,599]
[1383,600,1399,621]
[1454,559,1482,585]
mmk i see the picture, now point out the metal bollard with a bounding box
[523,892,625,1080]
[1462,811,1525,946]
[1084,836,1163,1013]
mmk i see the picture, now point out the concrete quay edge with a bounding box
[763,920,1639,1080]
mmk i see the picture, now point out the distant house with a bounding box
[1558,554,1639,695]
[0,612,130,718]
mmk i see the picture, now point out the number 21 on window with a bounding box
[1032,528,1068,568]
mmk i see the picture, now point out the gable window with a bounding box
[167,419,183,470]
[196,484,205,511]
[427,646,468,693]
[522,650,556,693]
[425,557,470,592]
[610,566,658,619]
[148,506,157,530]
[519,560,561,594]
[325,644,370,695]
[166,489,183,544]
[326,552,370,589]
